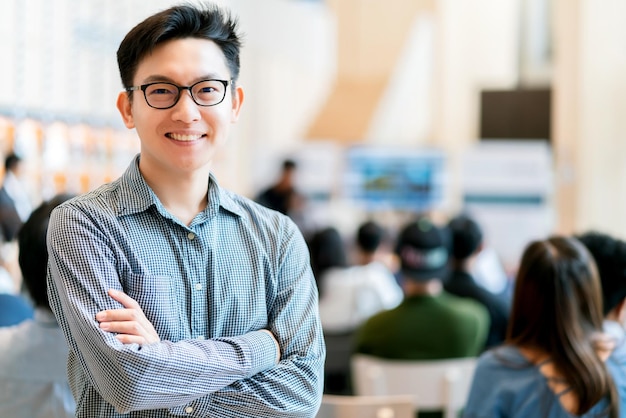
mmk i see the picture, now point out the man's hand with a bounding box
[95,289,160,345]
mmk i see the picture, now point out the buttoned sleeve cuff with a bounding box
[237,330,280,376]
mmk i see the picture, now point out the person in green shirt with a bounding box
[353,216,489,418]
[354,216,489,360]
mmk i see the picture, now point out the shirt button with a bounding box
[196,335,205,340]
[185,406,194,414]
[195,283,202,291]
[187,232,195,240]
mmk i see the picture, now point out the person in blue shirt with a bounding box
[46,3,324,417]
[0,293,33,327]
[0,194,76,418]
[463,236,623,418]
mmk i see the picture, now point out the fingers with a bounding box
[98,312,160,345]
[96,289,161,345]
[99,319,144,335]
[96,289,145,322]
[99,320,158,345]
[96,307,141,322]
[115,334,149,345]
[107,288,140,309]
[101,321,146,345]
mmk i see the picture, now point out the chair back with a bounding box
[351,354,477,418]
[316,394,415,418]
[323,331,356,395]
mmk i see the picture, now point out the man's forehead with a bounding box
[134,38,230,83]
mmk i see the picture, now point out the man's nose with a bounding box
[171,90,201,122]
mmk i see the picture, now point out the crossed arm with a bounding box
[97,290,281,362]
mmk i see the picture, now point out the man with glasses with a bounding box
[46,4,324,418]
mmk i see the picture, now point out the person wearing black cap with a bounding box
[353,216,489,361]
[444,214,509,349]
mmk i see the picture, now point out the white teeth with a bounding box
[169,133,203,142]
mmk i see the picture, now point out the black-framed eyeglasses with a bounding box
[126,79,231,109]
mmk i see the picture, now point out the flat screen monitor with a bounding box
[343,146,445,211]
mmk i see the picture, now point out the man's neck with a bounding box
[453,258,473,272]
[403,279,443,297]
[140,162,210,226]
[356,251,376,266]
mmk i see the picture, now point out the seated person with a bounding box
[319,220,403,333]
[354,216,489,360]
[317,221,403,395]
[307,226,348,295]
[0,195,75,418]
[0,292,33,327]
[578,231,626,361]
[464,236,625,418]
[256,159,299,216]
[0,241,33,327]
[444,214,509,349]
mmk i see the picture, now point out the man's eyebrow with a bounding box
[141,75,176,84]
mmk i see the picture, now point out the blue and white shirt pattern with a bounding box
[47,156,325,417]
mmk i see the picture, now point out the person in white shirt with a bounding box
[314,221,402,395]
[318,221,402,333]
[0,194,75,418]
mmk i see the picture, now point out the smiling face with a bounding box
[116,37,244,181]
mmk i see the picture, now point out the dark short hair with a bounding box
[117,3,242,90]
[4,153,21,172]
[357,221,384,253]
[18,194,74,309]
[307,227,347,297]
[448,214,483,260]
[308,227,347,279]
[577,231,626,316]
[282,159,297,171]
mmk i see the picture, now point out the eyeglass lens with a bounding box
[144,80,227,108]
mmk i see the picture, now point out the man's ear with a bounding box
[469,241,485,259]
[230,85,244,123]
[116,92,135,129]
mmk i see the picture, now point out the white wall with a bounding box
[575,0,626,235]
[225,0,336,194]
[4,0,626,237]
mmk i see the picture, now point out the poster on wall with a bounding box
[461,140,554,271]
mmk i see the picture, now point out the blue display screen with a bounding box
[343,147,446,211]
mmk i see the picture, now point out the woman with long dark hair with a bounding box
[463,236,624,417]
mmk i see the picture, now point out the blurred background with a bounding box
[0,0,625,271]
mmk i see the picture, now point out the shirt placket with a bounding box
[185,229,208,341]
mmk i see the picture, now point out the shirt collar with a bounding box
[115,155,244,220]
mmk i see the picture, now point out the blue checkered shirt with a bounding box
[47,156,325,417]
